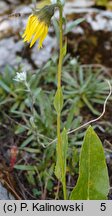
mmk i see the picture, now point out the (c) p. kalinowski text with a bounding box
[32,202,84,212]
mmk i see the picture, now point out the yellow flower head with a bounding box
[22,4,55,49]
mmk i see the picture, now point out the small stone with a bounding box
[0,1,10,15]
[31,35,57,68]
[0,183,15,200]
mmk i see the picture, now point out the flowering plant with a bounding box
[13,0,110,200]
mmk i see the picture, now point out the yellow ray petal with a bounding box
[22,14,34,38]
[38,25,48,49]
[24,18,39,42]
[30,22,45,48]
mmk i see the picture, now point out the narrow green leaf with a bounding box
[54,87,63,114]
[55,128,68,183]
[82,95,100,116]
[65,18,85,34]
[70,126,109,200]
[52,18,60,42]
[61,128,68,183]
[0,98,14,106]
[20,135,34,148]
[62,39,67,58]
[15,125,27,134]
[0,80,11,93]
[14,165,35,171]
[10,101,20,112]
[19,147,40,153]
[30,116,36,128]
[0,80,16,97]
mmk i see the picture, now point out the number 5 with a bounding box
[100,203,106,211]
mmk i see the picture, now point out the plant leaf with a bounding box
[54,87,63,114]
[52,18,59,42]
[65,18,85,34]
[62,38,67,58]
[14,165,35,171]
[20,135,34,148]
[55,128,68,183]
[82,95,100,116]
[19,147,40,153]
[70,126,109,200]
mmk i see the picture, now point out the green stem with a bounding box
[25,81,35,115]
[57,4,67,200]
[58,5,63,89]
